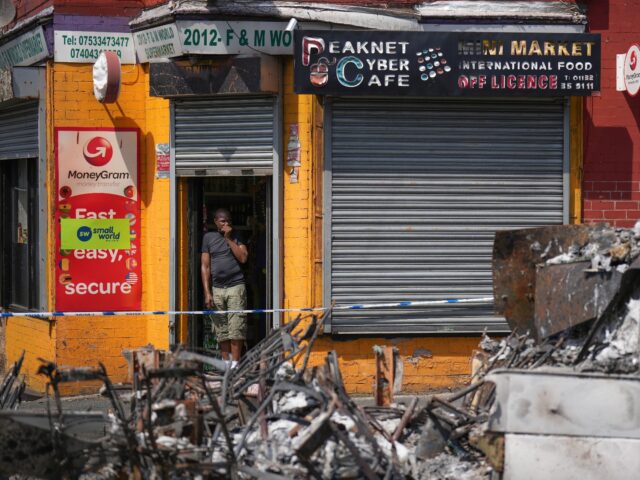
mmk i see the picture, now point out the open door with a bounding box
[184,176,272,352]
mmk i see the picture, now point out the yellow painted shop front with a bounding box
[5,57,584,396]
[275,64,581,394]
[5,62,172,393]
[168,58,585,395]
[279,63,486,393]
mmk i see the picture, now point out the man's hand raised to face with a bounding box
[220,224,233,239]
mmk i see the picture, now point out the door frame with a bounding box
[169,94,283,346]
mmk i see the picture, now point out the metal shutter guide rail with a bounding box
[328,98,565,335]
[174,97,276,177]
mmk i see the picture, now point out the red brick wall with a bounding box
[53,0,143,16]
[142,0,167,7]
[1,1,51,32]
[138,0,576,6]
[13,0,52,19]
[583,0,640,228]
[4,0,141,31]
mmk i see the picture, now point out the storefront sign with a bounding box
[623,44,640,96]
[54,31,136,64]
[55,128,141,311]
[61,218,131,250]
[294,31,601,96]
[134,23,181,63]
[132,21,295,62]
[177,20,292,55]
[0,26,48,68]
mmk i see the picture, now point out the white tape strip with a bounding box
[0,297,494,318]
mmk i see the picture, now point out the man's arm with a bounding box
[201,252,212,308]
[227,238,248,264]
[220,225,248,264]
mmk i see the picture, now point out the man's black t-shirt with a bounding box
[201,231,245,288]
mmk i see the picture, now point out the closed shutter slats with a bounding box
[174,97,275,175]
[328,98,565,334]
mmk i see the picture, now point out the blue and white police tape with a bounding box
[0,297,494,318]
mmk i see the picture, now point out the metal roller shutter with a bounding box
[0,101,39,160]
[174,96,276,176]
[327,98,566,334]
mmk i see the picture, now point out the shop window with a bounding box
[0,159,38,310]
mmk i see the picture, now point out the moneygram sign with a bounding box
[55,128,141,311]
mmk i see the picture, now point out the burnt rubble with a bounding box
[1,287,636,479]
[543,221,640,271]
[0,313,492,479]
[0,351,25,410]
[0,223,638,479]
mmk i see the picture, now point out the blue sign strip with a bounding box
[0,297,494,318]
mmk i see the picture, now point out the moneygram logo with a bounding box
[625,45,640,96]
[83,136,113,167]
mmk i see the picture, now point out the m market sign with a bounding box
[294,31,601,97]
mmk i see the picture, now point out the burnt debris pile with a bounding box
[0,223,639,479]
[4,290,634,479]
[0,313,487,479]
[0,351,25,410]
[0,312,493,479]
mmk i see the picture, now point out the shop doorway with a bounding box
[0,158,38,310]
[186,176,272,352]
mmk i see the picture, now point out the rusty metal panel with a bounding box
[492,224,591,336]
[533,261,624,338]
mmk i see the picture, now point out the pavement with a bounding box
[17,391,432,413]
[19,393,128,413]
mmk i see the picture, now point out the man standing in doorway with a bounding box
[201,208,249,368]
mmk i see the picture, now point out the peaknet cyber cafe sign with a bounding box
[294,31,601,96]
[55,128,141,311]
